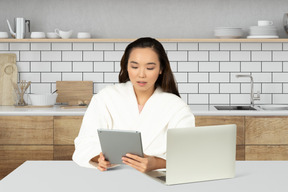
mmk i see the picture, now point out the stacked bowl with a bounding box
[214,27,243,39]
[247,20,278,38]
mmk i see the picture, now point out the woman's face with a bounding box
[127,47,162,95]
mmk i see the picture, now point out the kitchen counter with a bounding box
[0,105,288,116]
[1,161,288,192]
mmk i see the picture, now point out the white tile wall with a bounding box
[4,41,288,105]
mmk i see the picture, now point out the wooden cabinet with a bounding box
[53,116,83,160]
[195,116,245,160]
[245,116,288,160]
[0,116,54,179]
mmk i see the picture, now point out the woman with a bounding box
[72,37,195,173]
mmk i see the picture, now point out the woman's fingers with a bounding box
[97,152,111,171]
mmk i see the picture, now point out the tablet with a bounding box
[97,129,144,164]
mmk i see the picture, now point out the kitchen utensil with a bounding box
[77,32,91,39]
[283,13,288,34]
[46,32,59,39]
[28,93,58,106]
[7,18,30,39]
[14,80,31,106]
[0,32,9,39]
[30,32,46,39]
[56,81,93,104]
[55,29,73,39]
[52,89,58,94]
[0,54,17,106]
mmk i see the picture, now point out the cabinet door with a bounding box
[245,116,288,145]
[0,116,53,145]
[246,146,288,160]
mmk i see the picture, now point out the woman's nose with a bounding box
[138,68,146,78]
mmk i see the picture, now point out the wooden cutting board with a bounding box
[0,54,17,105]
[56,81,93,105]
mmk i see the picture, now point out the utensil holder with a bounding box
[13,80,31,106]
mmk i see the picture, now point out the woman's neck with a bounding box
[133,87,155,106]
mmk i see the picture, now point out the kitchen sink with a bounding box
[214,106,257,110]
[257,105,288,111]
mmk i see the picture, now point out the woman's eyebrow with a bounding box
[130,61,138,64]
[147,62,156,65]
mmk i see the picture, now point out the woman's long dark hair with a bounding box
[119,37,180,97]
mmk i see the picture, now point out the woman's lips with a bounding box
[137,81,147,86]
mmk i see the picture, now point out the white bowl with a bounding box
[46,32,60,39]
[31,32,46,39]
[29,93,58,106]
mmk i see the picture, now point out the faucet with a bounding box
[236,74,260,106]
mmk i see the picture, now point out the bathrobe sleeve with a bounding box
[168,104,195,129]
[72,92,112,168]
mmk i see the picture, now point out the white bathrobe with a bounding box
[73,81,195,168]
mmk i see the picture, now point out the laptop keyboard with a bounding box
[157,176,166,182]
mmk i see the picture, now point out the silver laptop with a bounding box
[146,124,236,185]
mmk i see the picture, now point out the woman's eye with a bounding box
[147,68,155,70]
[131,66,138,69]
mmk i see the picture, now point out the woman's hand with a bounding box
[122,153,166,173]
[97,152,112,171]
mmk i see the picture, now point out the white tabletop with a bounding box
[1,161,288,192]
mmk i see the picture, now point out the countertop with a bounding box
[1,161,288,192]
[0,105,288,116]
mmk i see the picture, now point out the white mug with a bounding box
[55,28,73,39]
[0,32,9,38]
[258,20,273,26]
[77,32,91,39]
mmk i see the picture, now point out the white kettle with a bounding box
[7,18,30,39]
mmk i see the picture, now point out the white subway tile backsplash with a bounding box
[178,62,198,72]
[0,51,20,61]
[0,43,8,50]
[30,83,51,94]
[188,73,208,82]
[188,94,209,104]
[73,62,93,72]
[283,84,288,93]
[199,83,219,93]
[178,43,198,50]
[10,43,29,50]
[94,83,112,93]
[262,43,282,50]
[220,43,240,51]
[167,51,187,61]
[273,73,288,82]
[180,94,188,104]
[170,62,177,71]
[231,51,250,61]
[20,51,40,61]
[273,51,288,61]
[210,73,229,82]
[240,83,261,94]
[210,51,229,61]
[252,73,272,82]
[62,73,82,81]
[83,73,104,82]
[178,83,198,93]
[52,62,72,72]
[199,62,219,72]
[17,62,30,72]
[188,51,208,61]
[31,62,51,72]
[41,73,61,82]
[252,51,271,61]
[162,42,177,50]
[52,43,72,50]
[31,43,51,50]
[104,73,119,82]
[262,83,282,93]
[94,43,114,50]
[115,42,130,50]
[94,62,114,72]
[104,51,124,61]
[220,62,240,72]
[220,83,240,93]
[73,43,93,50]
[273,94,288,104]
[283,62,288,72]
[199,43,219,50]
[255,94,271,105]
[241,43,261,50]
[83,51,103,61]
[262,62,282,72]
[241,62,261,72]
[210,94,229,104]
[20,73,41,82]
[230,94,250,105]
[231,73,251,82]
[114,62,121,72]
[283,43,288,50]
[62,51,82,61]
[174,73,188,83]
[41,51,61,61]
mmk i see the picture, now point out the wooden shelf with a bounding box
[1,38,288,42]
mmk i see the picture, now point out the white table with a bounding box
[1,161,288,192]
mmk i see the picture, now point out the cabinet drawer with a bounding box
[245,116,288,145]
[195,116,244,145]
[0,116,53,145]
[54,116,83,145]
[246,145,288,160]
[54,145,75,160]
